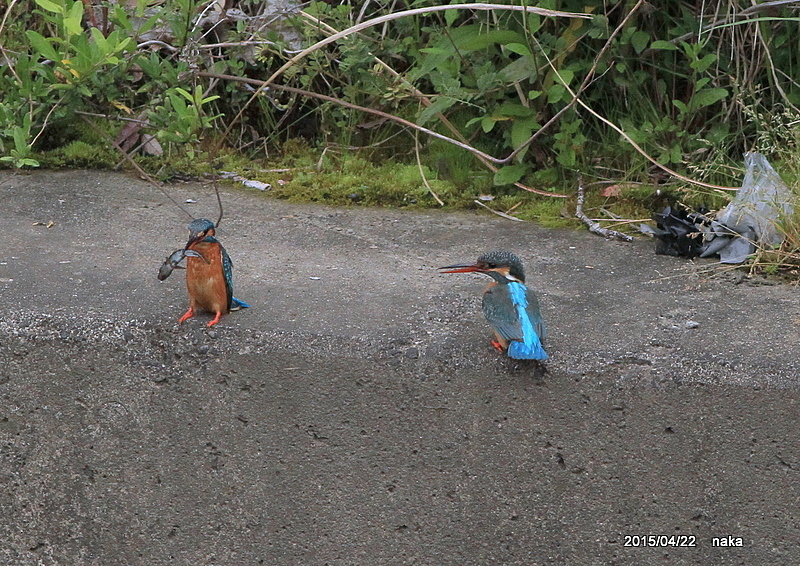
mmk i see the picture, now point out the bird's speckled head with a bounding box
[439,250,526,283]
[475,250,525,282]
[186,218,216,248]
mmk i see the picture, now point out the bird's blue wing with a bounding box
[525,288,546,344]
[218,242,250,311]
[483,283,548,359]
[219,242,234,310]
[482,284,524,342]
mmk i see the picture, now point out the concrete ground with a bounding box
[0,169,798,565]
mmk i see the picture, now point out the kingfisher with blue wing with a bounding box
[439,250,547,360]
[177,218,250,327]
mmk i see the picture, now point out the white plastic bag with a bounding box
[701,152,794,263]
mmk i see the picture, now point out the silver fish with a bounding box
[158,248,206,281]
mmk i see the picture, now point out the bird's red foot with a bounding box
[206,312,222,327]
[490,339,505,352]
[178,308,194,323]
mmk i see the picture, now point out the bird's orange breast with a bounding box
[185,242,228,314]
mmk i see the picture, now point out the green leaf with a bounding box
[691,53,717,74]
[444,7,458,27]
[630,30,649,54]
[25,30,59,61]
[692,88,728,108]
[528,90,542,100]
[499,55,537,83]
[650,40,677,51]
[504,43,531,56]
[174,87,194,103]
[90,27,110,54]
[494,102,534,118]
[672,99,688,114]
[418,96,457,125]
[12,127,28,152]
[511,117,539,162]
[64,0,84,35]
[481,115,495,133]
[554,69,574,87]
[454,27,524,52]
[419,47,451,56]
[465,116,483,130]
[556,147,575,167]
[547,83,565,104]
[33,0,62,13]
[493,164,527,186]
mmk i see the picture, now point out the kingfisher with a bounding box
[178,218,250,327]
[439,250,548,360]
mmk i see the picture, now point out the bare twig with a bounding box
[218,4,590,181]
[199,71,509,165]
[0,0,23,86]
[264,4,591,88]
[78,115,195,219]
[473,199,524,222]
[75,110,151,124]
[535,44,740,191]
[415,127,444,206]
[648,0,800,52]
[575,177,633,241]
[505,0,646,164]
[297,11,568,198]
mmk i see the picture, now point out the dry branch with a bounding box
[473,199,524,222]
[575,177,633,242]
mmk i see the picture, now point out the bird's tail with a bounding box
[230,297,251,311]
[508,338,548,361]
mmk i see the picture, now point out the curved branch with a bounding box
[268,4,592,89]
[200,71,500,162]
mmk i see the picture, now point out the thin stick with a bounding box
[534,40,740,191]
[473,199,524,222]
[504,0,646,164]
[78,115,195,219]
[575,177,633,241]
[415,127,444,206]
[297,11,567,198]
[263,4,590,89]
[199,71,507,164]
[213,179,224,227]
[217,4,590,178]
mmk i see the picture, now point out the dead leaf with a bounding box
[141,135,163,156]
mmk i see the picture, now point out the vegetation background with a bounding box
[1,0,799,270]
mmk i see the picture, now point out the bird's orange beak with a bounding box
[438,263,485,274]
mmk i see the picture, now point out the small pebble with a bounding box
[684,320,700,329]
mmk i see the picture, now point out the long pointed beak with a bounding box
[438,263,485,274]
[184,232,203,250]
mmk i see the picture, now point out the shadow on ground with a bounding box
[1,170,798,565]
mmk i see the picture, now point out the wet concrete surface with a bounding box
[0,170,798,565]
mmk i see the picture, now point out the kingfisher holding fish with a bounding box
[158,248,208,281]
[439,250,548,360]
[160,218,250,327]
